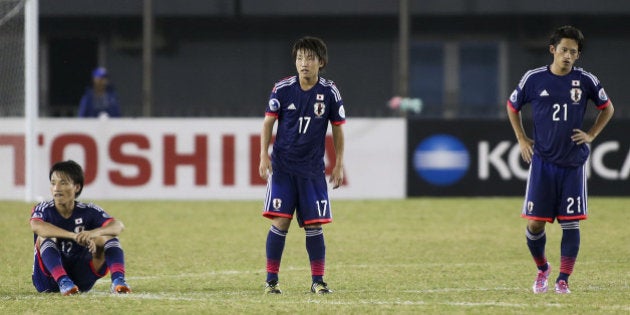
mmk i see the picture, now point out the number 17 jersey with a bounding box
[265,75,346,178]
[507,66,611,167]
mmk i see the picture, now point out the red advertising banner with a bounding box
[1,118,406,200]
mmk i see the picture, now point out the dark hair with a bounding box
[550,25,584,52]
[291,36,328,70]
[49,160,84,197]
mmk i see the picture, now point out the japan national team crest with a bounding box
[527,201,534,214]
[570,88,582,104]
[314,102,326,117]
[272,198,282,210]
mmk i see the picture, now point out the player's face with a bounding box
[295,49,322,80]
[550,38,580,74]
[50,171,80,203]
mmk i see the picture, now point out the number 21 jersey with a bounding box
[507,66,611,167]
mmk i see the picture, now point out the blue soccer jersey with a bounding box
[30,200,114,258]
[266,76,346,178]
[507,66,611,167]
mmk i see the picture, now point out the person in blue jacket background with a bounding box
[78,67,121,118]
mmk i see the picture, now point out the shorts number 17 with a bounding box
[316,200,328,217]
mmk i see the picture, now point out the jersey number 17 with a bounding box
[298,116,311,134]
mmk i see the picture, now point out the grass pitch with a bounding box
[1,198,628,314]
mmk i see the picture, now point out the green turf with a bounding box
[1,198,628,314]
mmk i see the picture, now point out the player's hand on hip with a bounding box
[571,129,593,145]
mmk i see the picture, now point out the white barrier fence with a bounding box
[0,118,406,200]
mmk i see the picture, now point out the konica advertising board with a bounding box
[407,119,629,196]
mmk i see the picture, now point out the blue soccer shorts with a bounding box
[521,154,588,223]
[262,169,332,227]
[32,245,108,293]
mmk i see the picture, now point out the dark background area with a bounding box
[31,0,630,118]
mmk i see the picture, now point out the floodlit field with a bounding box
[1,198,628,314]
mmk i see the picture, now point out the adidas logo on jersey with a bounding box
[287,103,296,110]
[540,90,549,97]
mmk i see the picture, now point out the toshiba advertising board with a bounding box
[1,118,405,200]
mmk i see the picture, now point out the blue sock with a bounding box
[39,239,68,282]
[104,238,126,280]
[558,221,580,283]
[305,227,325,283]
[266,225,287,283]
[526,228,548,271]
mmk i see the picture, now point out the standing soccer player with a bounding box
[507,25,614,294]
[30,160,131,295]
[259,36,346,294]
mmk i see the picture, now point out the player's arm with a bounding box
[571,102,614,144]
[259,115,276,180]
[507,104,534,163]
[93,218,125,237]
[30,219,76,240]
[329,124,345,189]
[75,218,125,246]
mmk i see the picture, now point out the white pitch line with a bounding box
[122,261,629,281]
[296,299,534,308]
[127,269,258,280]
[124,266,308,281]
[401,287,522,293]
[6,292,629,312]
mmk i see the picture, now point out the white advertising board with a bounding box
[0,118,405,200]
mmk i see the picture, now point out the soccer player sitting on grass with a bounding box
[30,160,131,295]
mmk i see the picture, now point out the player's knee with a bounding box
[96,235,123,248]
[272,217,291,231]
[36,237,57,249]
[527,220,546,234]
[304,223,322,229]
